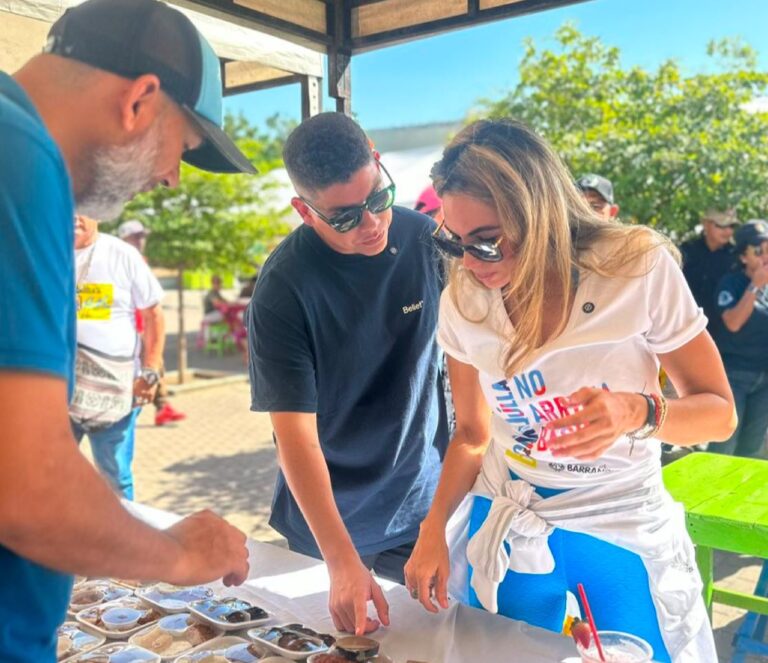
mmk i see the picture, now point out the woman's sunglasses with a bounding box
[432,220,504,262]
[301,162,396,233]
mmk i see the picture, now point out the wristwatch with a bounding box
[140,367,161,386]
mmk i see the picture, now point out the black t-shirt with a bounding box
[680,235,734,336]
[714,271,768,371]
[247,207,449,556]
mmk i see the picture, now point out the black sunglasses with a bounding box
[301,162,396,233]
[432,220,504,262]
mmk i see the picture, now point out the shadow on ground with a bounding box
[714,551,762,583]
[154,447,275,513]
[711,551,764,662]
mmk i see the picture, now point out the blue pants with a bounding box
[71,408,140,500]
[710,367,768,457]
[468,482,671,663]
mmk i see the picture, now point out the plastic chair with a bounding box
[204,320,236,356]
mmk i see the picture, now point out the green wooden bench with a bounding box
[662,452,768,620]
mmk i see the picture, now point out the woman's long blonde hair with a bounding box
[431,119,678,378]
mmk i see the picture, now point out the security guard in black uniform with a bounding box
[680,208,739,336]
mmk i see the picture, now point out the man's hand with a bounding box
[751,264,768,289]
[133,377,158,406]
[327,557,390,635]
[164,510,249,587]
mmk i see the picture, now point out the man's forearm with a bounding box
[0,427,181,580]
[140,305,165,369]
[0,369,203,583]
[273,423,359,567]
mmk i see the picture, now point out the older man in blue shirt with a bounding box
[0,1,256,659]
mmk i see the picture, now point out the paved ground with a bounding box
[78,290,767,660]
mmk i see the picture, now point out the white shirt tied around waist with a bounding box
[446,440,707,661]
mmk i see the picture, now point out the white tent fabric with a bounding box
[0,0,322,79]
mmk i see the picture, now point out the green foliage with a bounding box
[224,112,297,168]
[110,112,293,272]
[475,24,768,236]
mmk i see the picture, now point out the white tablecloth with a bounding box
[126,502,578,663]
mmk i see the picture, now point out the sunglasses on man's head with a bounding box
[432,220,504,262]
[301,162,396,233]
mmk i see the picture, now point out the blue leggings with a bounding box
[468,484,671,663]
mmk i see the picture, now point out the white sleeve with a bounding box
[645,246,708,354]
[126,246,164,310]
[437,288,474,364]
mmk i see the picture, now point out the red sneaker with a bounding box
[155,404,186,426]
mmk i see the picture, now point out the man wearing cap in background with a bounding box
[0,0,255,659]
[576,173,620,221]
[680,208,739,336]
[118,220,151,255]
[414,185,442,219]
[711,220,768,457]
[118,220,187,427]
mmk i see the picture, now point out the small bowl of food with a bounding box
[100,606,143,632]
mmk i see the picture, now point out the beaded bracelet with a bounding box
[652,392,669,432]
[628,392,668,455]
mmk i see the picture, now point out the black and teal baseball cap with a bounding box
[44,0,256,174]
[576,174,614,204]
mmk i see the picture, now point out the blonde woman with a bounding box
[403,119,734,663]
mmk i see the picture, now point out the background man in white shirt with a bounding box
[71,214,165,499]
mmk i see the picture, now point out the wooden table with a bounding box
[662,452,768,619]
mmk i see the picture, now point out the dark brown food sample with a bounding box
[276,633,314,651]
[186,622,216,646]
[224,606,268,623]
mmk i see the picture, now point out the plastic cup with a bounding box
[576,630,653,663]
[101,606,142,631]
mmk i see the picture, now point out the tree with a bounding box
[112,113,293,382]
[475,25,768,236]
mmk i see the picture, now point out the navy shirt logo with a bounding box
[402,300,424,314]
[718,291,735,307]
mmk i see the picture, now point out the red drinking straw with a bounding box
[577,582,606,662]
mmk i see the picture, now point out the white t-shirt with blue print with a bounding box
[438,242,707,489]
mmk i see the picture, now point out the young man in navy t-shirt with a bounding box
[248,112,449,637]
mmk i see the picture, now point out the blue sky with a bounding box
[224,0,768,131]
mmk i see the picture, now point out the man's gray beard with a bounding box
[76,125,161,221]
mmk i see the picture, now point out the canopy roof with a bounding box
[0,0,323,95]
[182,0,588,112]
[1,0,588,115]
[184,0,588,52]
